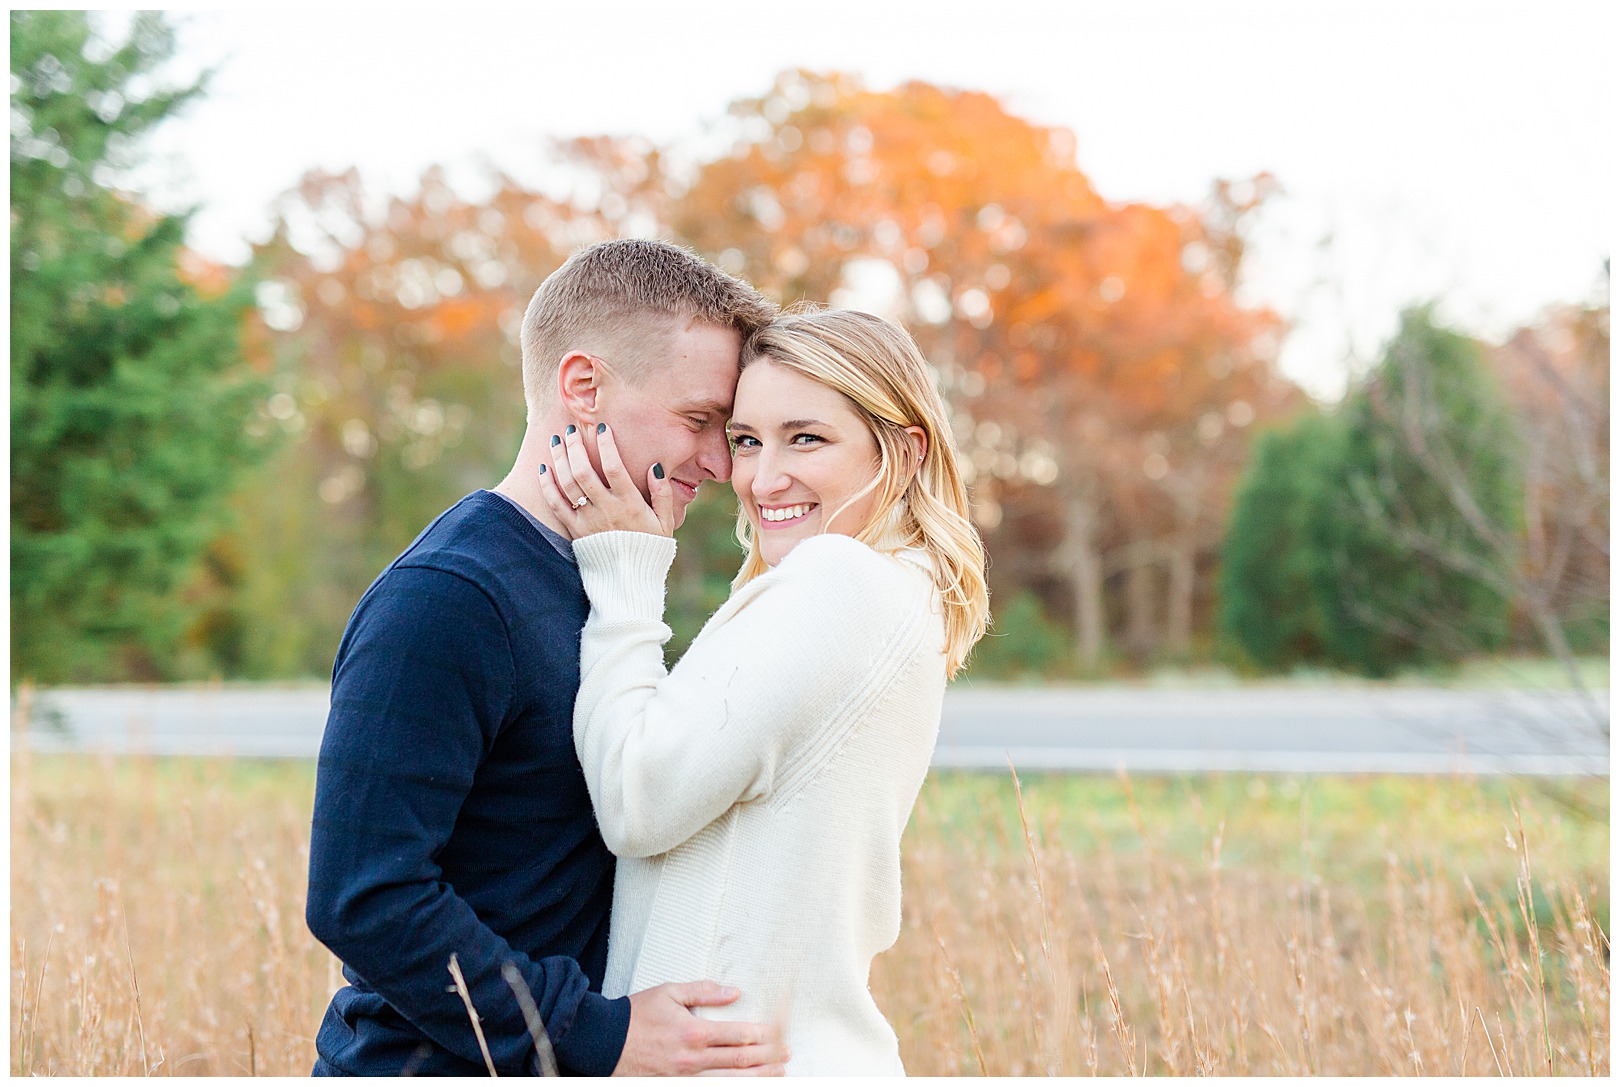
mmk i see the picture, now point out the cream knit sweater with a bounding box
[571,530,946,1077]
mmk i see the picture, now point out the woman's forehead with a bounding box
[734,360,860,422]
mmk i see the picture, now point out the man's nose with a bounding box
[698,428,732,483]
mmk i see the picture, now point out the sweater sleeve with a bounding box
[572,531,923,859]
[305,565,629,1076]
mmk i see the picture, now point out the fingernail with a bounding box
[551,434,560,447]
[566,424,576,436]
[538,464,547,475]
[653,463,664,479]
[597,422,606,434]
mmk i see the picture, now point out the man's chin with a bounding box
[669,480,699,528]
[670,493,695,531]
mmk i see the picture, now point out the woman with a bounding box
[537,307,988,1075]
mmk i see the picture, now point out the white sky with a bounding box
[122,1,1613,400]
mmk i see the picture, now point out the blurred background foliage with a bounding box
[10,12,1610,685]
[10,11,271,681]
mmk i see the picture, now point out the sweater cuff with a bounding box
[550,991,631,1076]
[573,531,677,621]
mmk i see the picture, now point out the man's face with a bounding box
[593,320,742,529]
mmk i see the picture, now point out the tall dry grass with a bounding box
[872,768,1610,1075]
[10,749,333,1075]
[10,745,1609,1076]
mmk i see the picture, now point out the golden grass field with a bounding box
[10,748,1609,1076]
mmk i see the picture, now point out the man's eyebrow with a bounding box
[676,399,730,416]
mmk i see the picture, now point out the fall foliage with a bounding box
[173,71,1606,680]
[12,44,1604,680]
[670,72,1300,668]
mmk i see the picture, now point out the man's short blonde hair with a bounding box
[519,239,777,415]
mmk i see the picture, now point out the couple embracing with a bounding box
[305,240,989,1076]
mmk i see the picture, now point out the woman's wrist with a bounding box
[575,532,677,621]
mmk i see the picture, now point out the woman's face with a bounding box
[727,358,884,567]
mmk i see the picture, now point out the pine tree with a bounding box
[1217,307,1520,676]
[1312,306,1519,674]
[10,11,269,681]
[1217,414,1337,670]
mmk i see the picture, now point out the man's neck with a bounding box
[492,419,574,539]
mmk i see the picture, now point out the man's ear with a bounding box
[556,352,604,420]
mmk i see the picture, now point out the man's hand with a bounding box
[613,981,788,1076]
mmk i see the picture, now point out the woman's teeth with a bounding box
[761,503,813,522]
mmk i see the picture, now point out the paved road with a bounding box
[936,686,1608,775]
[10,684,1610,775]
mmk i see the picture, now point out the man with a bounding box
[305,239,784,1076]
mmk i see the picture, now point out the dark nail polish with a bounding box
[597,422,606,434]
[566,424,576,436]
[653,463,664,480]
[538,464,547,475]
[551,434,560,446]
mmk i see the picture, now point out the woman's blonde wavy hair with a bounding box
[732,306,990,677]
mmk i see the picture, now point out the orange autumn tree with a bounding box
[1087,178,1302,661]
[671,71,1299,667]
[211,72,1302,676]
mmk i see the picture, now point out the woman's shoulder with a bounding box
[775,533,923,579]
[755,534,936,615]
[718,537,939,667]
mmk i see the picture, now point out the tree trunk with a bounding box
[1124,560,1155,662]
[1063,490,1107,670]
[1164,464,1206,660]
[1166,532,1196,658]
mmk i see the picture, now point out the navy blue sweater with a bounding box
[306,491,631,1076]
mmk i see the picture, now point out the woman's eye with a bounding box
[729,435,759,451]
[792,433,824,446]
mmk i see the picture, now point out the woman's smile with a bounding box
[758,502,818,526]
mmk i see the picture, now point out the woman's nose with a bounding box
[751,451,791,500]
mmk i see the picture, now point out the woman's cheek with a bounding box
[730,460,754,506]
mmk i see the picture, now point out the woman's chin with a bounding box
[760,536,799,567]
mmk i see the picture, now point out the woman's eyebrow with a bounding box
[725,418,831,434]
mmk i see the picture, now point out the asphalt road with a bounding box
[935,685,1608,775]
[12,684,1608,776]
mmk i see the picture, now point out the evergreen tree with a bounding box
[10,11,268,681]
[1217,414,1338,670]
[1313,306,1519,674]
[1217,307,1520,676]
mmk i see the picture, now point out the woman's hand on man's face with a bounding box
[537,422,676,538]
